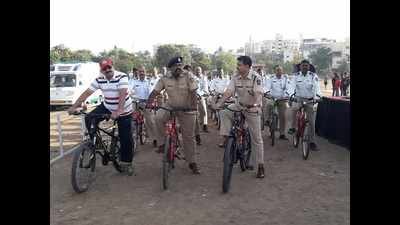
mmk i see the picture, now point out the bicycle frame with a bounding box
[295,103,308,138]
[165,114,178,162]
[226,108,249,163]
[85,114,119,159]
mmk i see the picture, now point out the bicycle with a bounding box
[69,110,133,193]
[131,99,147,146]
[209,92,235,130]
[288,94,320,160]
[263,94,288,146]
[221,106,253,193]
[154,106,188,190]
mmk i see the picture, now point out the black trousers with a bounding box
[85,103,133,163]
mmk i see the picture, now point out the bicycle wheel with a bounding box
[302,125,310,160]
[109,138,123,173]
[222,137,235,193]
[240,130,252,172]
[71,141,96,193]
[271,113,278,146]
[217,111,221,130]
[162,136,171,190]
[139,123,146,145]
[261,112,265,131]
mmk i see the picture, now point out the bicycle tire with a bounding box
[216,111,221,130]
[71,141,96,193]
[139,123,146,145]
[222,137,235,193]
[110,139,123,173]
[271,113,278,146]
[162,136,171,190]
[240,130,252,171]
[261,112,265,131]
[302,126,310,160]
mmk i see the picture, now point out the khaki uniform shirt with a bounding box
[153,71,198,109]
[225,70,264,107]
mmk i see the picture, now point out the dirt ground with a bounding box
[50,118,350,225]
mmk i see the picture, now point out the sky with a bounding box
[50,0,350,54]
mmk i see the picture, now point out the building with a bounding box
[329,51,343,69]
[245,34,300,62]
[300,38,336,59]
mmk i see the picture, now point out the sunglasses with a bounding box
[102,65,112,71]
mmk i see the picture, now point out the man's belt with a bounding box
[239,102,261,109]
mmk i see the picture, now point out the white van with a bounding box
[50,62,103,106]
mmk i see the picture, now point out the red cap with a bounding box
[99,59,113,70]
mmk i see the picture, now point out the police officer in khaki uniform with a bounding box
[183,64,202,146]
[264,65,291,140]
[288,60,322,151]
[146,56,201,174]
[216,56,265,178]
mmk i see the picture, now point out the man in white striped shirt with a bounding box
[68,59,134,175]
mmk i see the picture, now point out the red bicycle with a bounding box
[155,106,188,190]
[289,94,320,160]
[131,99,147,147]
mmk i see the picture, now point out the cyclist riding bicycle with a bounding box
[129,65,158,147]
[288,60,322,151]
[264,65,291,140]
[146,56,201,174]
[67,58,134,175]
[215,56,266,178]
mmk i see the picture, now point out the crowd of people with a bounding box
[67,56,323,179]
[329,72,350,97]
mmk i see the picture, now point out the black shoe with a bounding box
[256,164,265,178]
[203,125,209,133]
[195,135,202,145]
[189,163,201,174]
[279,135,288,140]
[153,140,157,148]
[310,142,319,151]
[246,165,254,171]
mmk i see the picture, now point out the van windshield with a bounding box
[50,74,76,88]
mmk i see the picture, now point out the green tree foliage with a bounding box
[188,45,212,71]
[309,47,332,74]
[336,59,350,74]
[50,44,73,62]
[213,51,236,74]
[70,49,94,62]
[154,44,192,69]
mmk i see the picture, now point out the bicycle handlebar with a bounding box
[155,106,197,113]
[69,110,112,120]
[263,94,289,102]
[223,105,258,114]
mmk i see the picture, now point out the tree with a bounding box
[309,47,332,74]
[282,61,295,74]
[189,45,212,71]
[70,49,94,62]
[133,50,154,71]
[154,44,192,69]
[50,44,73,62]
[336,59,349,74]
[212,51,236,74]
[253,52,273,73]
